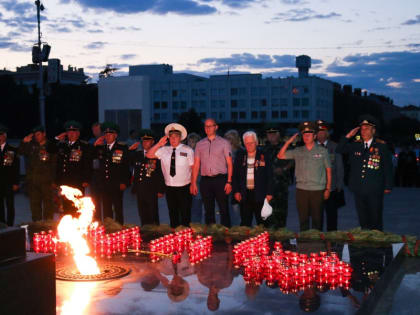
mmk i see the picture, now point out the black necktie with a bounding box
[364,142,369,153]
[170,148,176,177]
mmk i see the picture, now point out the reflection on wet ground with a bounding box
[55,239,402,315]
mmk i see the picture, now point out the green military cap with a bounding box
[64,120,82,131]
[358,114,378,127]
[0,123,8,134]
[139,129,155,140]
[298,121,317,134]
[101,122,120,134]
[32,125,45,133]
[265,124,280,133]
[316,120,329,131]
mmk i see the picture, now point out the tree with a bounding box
[99,64,118,79]
[178,109,203,135]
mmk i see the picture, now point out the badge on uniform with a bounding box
[180,152,188,157]
[69,149,82,162]
[39,149,50,162]
[354,152,361,156]
[112,150,123,164]
[313,153,322,159]
[3,151,15,166]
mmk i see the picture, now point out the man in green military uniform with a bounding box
[336,115,393,231]
[277,121,332,231]
[19,126,57,221]
[263,126,294,228]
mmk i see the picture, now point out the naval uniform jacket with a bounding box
[129,150,165,194]
[0,143,20,192]
[56,139,92,187]
[94,142,130,188]
[336,137,393,194]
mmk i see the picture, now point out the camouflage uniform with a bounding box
[263,143,294,228]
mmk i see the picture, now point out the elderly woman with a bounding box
[232,131,273,227]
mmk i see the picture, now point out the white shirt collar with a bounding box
[0,143,5,151]
[108,141,116,150]
[317,140,328,146]
[365,138,373,148]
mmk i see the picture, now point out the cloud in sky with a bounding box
[121,54,137,60]
[268,8,341,23]
[280,0,308,5]
[66,0,217,15]
[84,41,107,49]
[402,14,420,25]
[0,37,29,52]
[198,53,322,71]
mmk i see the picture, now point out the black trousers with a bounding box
[324,190,338,231]
[0,188,15,226]
[165,184,192,228]
[353,192,384,231]
[296,189,324,231]
[136,189,159,226]
[102,184,124,225]
[90,172,103,222]
[240,189,263,227]
[200,175,231,227]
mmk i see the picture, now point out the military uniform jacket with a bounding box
[56,139,92,187]
[336,137,393,194]
[0,143,20,190]
[263,143,294,187]
[19,140,57,184]
[94,142,130,187]
[128,150,165,194]
[324,141,344,192]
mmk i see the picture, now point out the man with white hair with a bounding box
[232,131,273,227]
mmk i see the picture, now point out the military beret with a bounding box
[358,114,378,127]
[101,122,120,134]
[139,129,155,140]
[298,121,317,134]
[316,120,329,131]
[0,124,8,134]
[64,120,82,131]
[32,125,45,133]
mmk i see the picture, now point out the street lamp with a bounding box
[34,1,50,129]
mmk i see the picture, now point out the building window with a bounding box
[180,101,187,109]
[211,100,218,108]
[211,88,218,97]
[161,90,168,99]
[219,88,226,96]
[231,99,238,108]
[153,102,160,109]
[219,112,225,120]
[280,111,288,118]
[260,111,266,119]
[280,98,288,107]
[153,113,160,120]
[192,89,199,97]
[173,113,179,120]
[259,87,267,96]
[272,111,279,119]
[302,110,309,119]
[261,99,267,107]
[179,89,186,98]
[231,88,238,96]
[219,100,226,108]
[251,99,259,107]
[302,98,309,106]
[199,88,206,96]
[271,87,280,96]
[239,87,247,96]
[272,98,280,107]
[161,101,168,109]
[293,110,300,118]
[173,101,179,110]
[251,111,258,119]
[172,90,178,97]
[293,98,300,107]
[303,87,309,94]
[239,111,246,119]
[251,87,258,96]
[153,90,160,99]
[238,99,246,108]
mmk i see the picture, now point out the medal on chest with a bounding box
[3,151,15,166]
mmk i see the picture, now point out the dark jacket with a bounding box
[94,142,130,187]
[336,137,393,194]
[0,143,20,190]
[56,139,92,187]
[128,150,165,194]
[19,140,57,184]
[233,148,274,203]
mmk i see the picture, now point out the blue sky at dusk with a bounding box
[0,0,419,106]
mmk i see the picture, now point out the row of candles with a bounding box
[234,232,353,293]
[149,228,213,264]
[32,226,142,259]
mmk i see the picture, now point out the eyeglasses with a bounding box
[204,124,216,128]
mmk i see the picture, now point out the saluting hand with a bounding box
[23,133,33,143]
[345,127,360,139]
[128,142,140,151]
[94,136,105,146]
[157,135,168,147]
[287,133,299,144]
[56,132,67,141]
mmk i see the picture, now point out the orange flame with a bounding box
[57,185,100,275]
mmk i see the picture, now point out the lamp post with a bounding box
[35,0,46,128]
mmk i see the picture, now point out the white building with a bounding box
[98,55,333,135]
